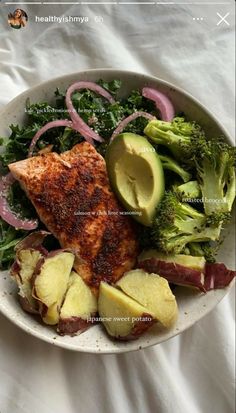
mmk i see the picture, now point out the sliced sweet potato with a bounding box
[32,251,75,325]
[139,250,206,271]
[11,248,44,314]
[98,282,156,340]
[58,271,98,336]
[116,269,178,328]
[138,250,206,291]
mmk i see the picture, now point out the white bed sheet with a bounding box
[0,2,235,413]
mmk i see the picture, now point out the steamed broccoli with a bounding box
[152,191,221,254]
[159,154,192,183]
[193,136,236,223]
[144,117,204,160]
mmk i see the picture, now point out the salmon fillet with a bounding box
[9,142,139,293]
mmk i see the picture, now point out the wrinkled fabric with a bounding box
[0,3,235,413]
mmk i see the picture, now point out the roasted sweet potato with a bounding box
[11,248,44,314]
[98,282,156,340]
[116,269,178,328]
[32,251,75,325]
[58,271,98,335]
[138,250,206,291]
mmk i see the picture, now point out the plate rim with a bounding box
[0,68,233,144]
[0,274,234,353]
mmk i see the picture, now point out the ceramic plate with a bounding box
[0,69,235,353]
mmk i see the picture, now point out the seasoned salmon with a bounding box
[9,142,139,293]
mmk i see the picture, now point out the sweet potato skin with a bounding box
[10,247,47,314]
[114,314,156,341]
[139,258,236,291]
[18,295,39,314]
[15,231,49,253]
[11,232,49,315]
[138,258,206,291]
[204,263,236,290]
[57,313,97,336]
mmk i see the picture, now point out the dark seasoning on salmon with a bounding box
[9,142,139,294]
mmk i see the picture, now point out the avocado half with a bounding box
[106,133,165,226]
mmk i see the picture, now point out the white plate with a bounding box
[0,69,235,353]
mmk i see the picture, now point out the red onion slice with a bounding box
[71,120,100,145]
[29,81,116,155]
[142,87,175,122]
[0,173,38,230]
[66,81,115,143]
[28,119,73,157]
[110,111,156,141]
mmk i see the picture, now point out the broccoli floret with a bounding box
[174,180,201,201]
[187,242,204,256]
[159,154,191,183]
[152,192,221,254]
[144,117,204,160]
[193,136,236,222]
[188,242,217,263]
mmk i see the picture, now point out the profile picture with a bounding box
[8,9,28,29]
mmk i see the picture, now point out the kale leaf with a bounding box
[0,79,157,268]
